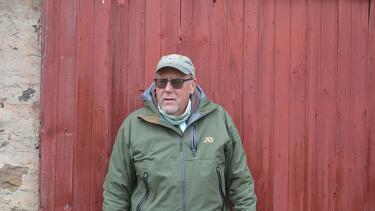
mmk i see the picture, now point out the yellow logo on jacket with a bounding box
[203,137,214,144]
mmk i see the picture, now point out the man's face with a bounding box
[155,67,196,116]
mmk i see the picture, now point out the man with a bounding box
[103,54,257,211]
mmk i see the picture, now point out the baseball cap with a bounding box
[155,54,195,78]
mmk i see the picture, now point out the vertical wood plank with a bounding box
[54,0,77,209]
[227,0,244,134]
[243,0,260,209]
[336,0,352,210]
[114,1,130,136]
[210,0,227,103]
[127,0,145,112]
[110,2,127,143]
[273,0,290,210]
[179,0,194,57]
[144,0,161,88]
[90,1,112,210]
[349,1,369,210]
[316,0,338,210]
[40,0,58,209]
[288,0,307,210]
[366,1,375,210]
[74,0,94,209]
[305,0,321,210]
[257,0,275,210]
[193,0,211,92]
[161,0,179,54]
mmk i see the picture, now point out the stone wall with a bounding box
[0,0,41,210]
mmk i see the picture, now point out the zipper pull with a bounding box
[143,172,148,180]
[191,123,198,157]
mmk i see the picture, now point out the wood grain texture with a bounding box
[41,0,375,210]
[74,0,94,209]
[274,0,290,210]
[336,0,352,210]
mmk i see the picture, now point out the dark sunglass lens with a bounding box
[155,79,168,88]
[170,79,184,89]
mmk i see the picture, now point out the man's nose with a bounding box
[164,81,174,91]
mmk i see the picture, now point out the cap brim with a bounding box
[156,63,190,75]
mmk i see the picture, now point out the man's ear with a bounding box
[190,80,196,94]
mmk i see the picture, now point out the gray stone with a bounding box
[0,164,29,192]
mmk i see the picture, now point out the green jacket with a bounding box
[103,85,256,211]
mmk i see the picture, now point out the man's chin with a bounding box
[161,106,178,115]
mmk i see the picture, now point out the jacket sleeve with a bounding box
[224,112,257,211]
[103,120,135,211]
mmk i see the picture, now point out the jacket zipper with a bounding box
[179,137,187,211]
[136,172,149,211]
[216,164,225,211]
[139,108,218,210]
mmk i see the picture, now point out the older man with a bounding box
[103,54,257,211]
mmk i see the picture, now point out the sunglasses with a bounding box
[154,78,194,89]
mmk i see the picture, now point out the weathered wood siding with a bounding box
[41,0,375,210]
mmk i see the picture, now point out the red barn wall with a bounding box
[41,0,375,210]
